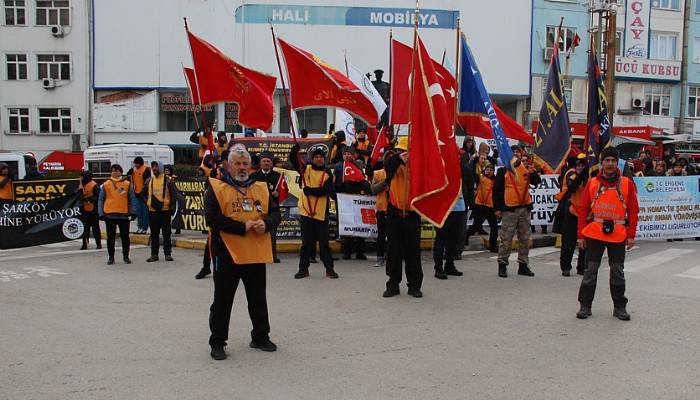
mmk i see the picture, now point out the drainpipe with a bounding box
[678,0,690,138]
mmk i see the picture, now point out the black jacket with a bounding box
[250,168,283,205]
[334,161,370,195]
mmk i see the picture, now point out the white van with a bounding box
[0,152,38,179]
[83,144,174,176]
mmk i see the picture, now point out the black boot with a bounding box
[80,240,88,250]
[294,269,309,279]
[444,265,463,276]
[613,307,630,321]
[195,266,211,279]
[147,255,159,262]
[576,304,592,319]
[498,263,508,278]
[517,262,534,277]
[210,345,226,360]
[434,266,447,280]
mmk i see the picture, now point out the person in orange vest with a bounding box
[204,146,281,360]
[370,155,389,268]
[98,164,137,265]
[383,137,423,298]
[144,161,177,262]
[493,145,541,278]
[289,144,338,279]
[556,154,588,276]
[576,147,639,321]
[79,171,101,250]
[352,129,373,165]
[126,156,151,234]
[465,163,498,252]
[214,131,229,156]
[0,162,13,200]
[190,128,211,161]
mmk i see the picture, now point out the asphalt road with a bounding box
[1,240,699,400]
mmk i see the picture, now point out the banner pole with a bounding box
[404,0,420,209]
[184,18,215,162]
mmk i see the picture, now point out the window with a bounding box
[644,85,671,116]
[653,0,680,10]
[650,32,678,60]
[546,26,578,54]
[38,107,71,133]
[35,0,69,26]
[6,54,27,80]
[4,0,25,25]
[695,38,700,63]
[7,107,29,133]
[688,87,700,118]
[159,91,216,131]
[697,0,700,13]
[37,54,70,80]
[542,77,573,111]
[279,107,327,134]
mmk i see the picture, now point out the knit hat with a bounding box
[600,147,619,161]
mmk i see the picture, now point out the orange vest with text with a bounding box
[102,179,130,214]
[0,178,13,200]
[209,178,273,265]
[131,164,148,194]
[372,169,388,212]
[81,180,97,212]
[475,176,494,208]
[504,162,532,207]
[299,165,329,221]
[389,164,411,212]
[581,177,630,243]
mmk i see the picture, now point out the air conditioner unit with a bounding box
[631,96,645,109]
[50,25,64,37]
[42,78,56,89]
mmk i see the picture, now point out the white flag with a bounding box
[335,109,356,144]
[346,62,387,122]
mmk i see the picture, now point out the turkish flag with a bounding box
[186,30,276,131]
[409,36,461,228]
[275,174,289,204]
[370,126,389,167]
[389,39,413,125]
[278,39,380,124]
[343,161,365,182]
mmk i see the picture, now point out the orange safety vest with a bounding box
[198,136,208,158]
[581,177,631,243]
[475,176,494,208]
[0,178,13,200]
[504,162,532,207]
[102,178,131,214]
[81,180,97,212]
[372,169,388,212]
[389,164,411,212]
[554,169,584,215]
[146,175,171,212]
[209,178,273,265]
[215,141,229,157]
[354,140,370,161]
[131,164,148,194]
[299,165,329,221]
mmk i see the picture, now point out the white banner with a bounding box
[634,176,700,240]
[529,174,560,225]
[347,61,387,122]
[335,109,356,143]
[337,193,378,238]
[624,0,651,59]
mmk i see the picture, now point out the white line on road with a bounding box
[673,266,700,280]
[461,250,487,256]
[625,248,696,273]
[0,245,147,261]
[489,247,559,261]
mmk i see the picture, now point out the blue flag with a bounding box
[534,45,571,172]
[458,33,513,168]
[586,40,611,173]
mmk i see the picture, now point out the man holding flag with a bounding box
[586,37,612,174]
[334,145,371,260]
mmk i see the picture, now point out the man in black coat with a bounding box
[250,151,285,263]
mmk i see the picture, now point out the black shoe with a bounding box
[147,255,159,262]
[195,268,211,279]
[576,269,585,276]
[123,257,132,264]
[517,263,535,277]
[562,270,571,277]
[164,255,174,262]
[80,243,88,250]
[434,270,448,280]
[107,257,115,265]
[498,264,508,278]
[407,288,423,298]
[355,254,367,260]
[326,270,339,279]
[250,339,277,352]
[613,307,631,321]
[308,258,318,264]
[342,254,352,260]
[454,253,462,260]
[294,270,309,279]
[576,305,592,319]
[273,258,281,263]
[445,267,463,276]
[382,288,400,298]
[210,345,227,360]
[96,244,102,249]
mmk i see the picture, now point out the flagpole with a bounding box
[184,18,215,162]
[453,17,461,133]
[269,22,297,143]
[404,0,420,209]
[181,62,200,131]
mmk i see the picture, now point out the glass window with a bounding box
[6,53,27,80]
[8,107,29,133]
[654,0,680,10]
[38,107,71,133]
[37,54,70,80]
[4,0,25,25]
[159,91,216,132]
[35,0,69,26]
[279,106,327,134]
[694,37,700,63]
[688,87,700,118]
[644,84,671,116]
[650,32,678,60]
[542,77,573,111]
[545,26,578,55]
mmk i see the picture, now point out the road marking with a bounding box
[673,266,700,280]
[0,266,68,283]
[0,245,147,261]
[489,247,559,261]
[461,250,487,256]
[625,248,696,273]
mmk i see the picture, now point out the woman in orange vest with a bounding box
[98,164,137,265]
[576,147,639,321]
[556,155,588,276]
[465,163,498,253]
[126,156,151,234]
[0,162,13,200]
[79,170,102,250]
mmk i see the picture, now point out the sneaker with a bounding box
[382,287,400,298]
[355,254,368,260]
[195,268,211,280]
[445,267,463,277]
[147,255,159,262]
[107,257,115,265]
[613,308,631,321]
[210,345,227,360]
[294,270,309,279]
[498,264,508,278]
[164,255,174,262]
[326,270,339,279]
[407,288,423,298]
[517,263,535,277]
[434,270,448,280]
[576,305,592,319]
[123,257,132,264]
[250,339,277,352]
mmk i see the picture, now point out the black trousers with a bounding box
[560,211,586,273]
[209,262,270,347]
[105,219,130,258]
[342,237,366,257]
[203,237,211,270]
[578,239,628,308]
[299,216,334,271]
[386,211,422,290]
[271,227,278,260]
[82,212,101,245]
[376,211,387,258]
[466,205,498,250]
[433,211,464,271]
[149,211,172,256]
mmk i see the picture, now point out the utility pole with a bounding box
[603,2,617,126]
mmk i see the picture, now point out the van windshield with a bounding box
[87,160,112,176]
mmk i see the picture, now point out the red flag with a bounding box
[370,126,389,166]
[408,36,461,227]
[365,125,378,144]
[183,66,215,156]
[457,103,534,144]
[278,39,380,124]
[275,174,289,203]
[186,30,276,131]
[343,161,365,182]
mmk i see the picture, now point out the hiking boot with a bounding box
[195,267,211,279]
[250,339,277,352]
[498,263,508,278]
[576,305,592,319]
[164,255,174,262]
[445,267,463,276]
[294,270,309,279]
[407,288,423,298]
[613,307,631,321]
[325,270,339,279]
[147,255,159,262]
[382,287,400,298]
[517,263,535,277]
[210,345,227,360]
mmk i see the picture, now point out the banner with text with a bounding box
[634,176,700,240]
[530,174,561,225]
[624,0,650,59]
[337,193,378,239]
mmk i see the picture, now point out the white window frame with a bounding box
[3,0,26,25]
[36,53,71,81]
[37,107,71,134]
[35,0,70,26]
[694,37,700,63]
[542,77,573,111]
[6,107,30,134]
[5,53,28,80]
[545,26,579,55]
[653,0,681,11]
[688,87,700,118]
[650,32,678,61]
[643,84,671,117]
